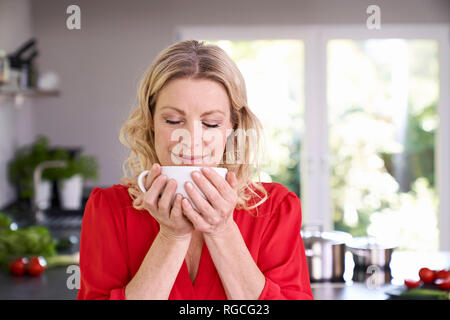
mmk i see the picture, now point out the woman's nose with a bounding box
[183,120,204,152]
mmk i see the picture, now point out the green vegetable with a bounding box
[46,253,79,268]
[0,212,13,229]
[401,288,450,300]
[0,213,57,271]
[54,237,73,251]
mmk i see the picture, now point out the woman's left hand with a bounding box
[181,167,238,237]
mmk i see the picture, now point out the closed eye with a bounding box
[165,120,219,128]
[203,123,219,128]
[166,120,181,125]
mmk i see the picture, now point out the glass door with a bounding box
[327,39,440,251]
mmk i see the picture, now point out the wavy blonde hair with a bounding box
[119,40,268,212]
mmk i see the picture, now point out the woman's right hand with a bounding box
[141,163,194,240]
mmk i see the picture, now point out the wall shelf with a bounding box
[0,89,59,97]
[0,89,60,107]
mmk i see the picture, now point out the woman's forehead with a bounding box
[155,78,231,115]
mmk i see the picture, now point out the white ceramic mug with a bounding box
[138,166,228,211]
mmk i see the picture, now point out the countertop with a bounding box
[312,250,450,300]
[4,193,446,300]
[1,199,449,300]
[1,247,449,300]
[0,225,81,300]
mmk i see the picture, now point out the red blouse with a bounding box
[77,182,313,300]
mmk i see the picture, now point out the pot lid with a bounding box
[346,236,397,250]
[302,234,341,245]
[301,226,352,245]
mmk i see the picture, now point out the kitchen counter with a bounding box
[0,225,81,300]
[1,249,448,300]
[312,250,450,300]
[0,265,79,299]
[0,192,87,299]
[311,282,394,300]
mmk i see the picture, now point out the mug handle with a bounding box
[137,170,149,193]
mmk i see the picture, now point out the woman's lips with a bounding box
[171,152,207,162]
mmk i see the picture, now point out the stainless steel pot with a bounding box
[346,237,396,268]
[301,225,352,282]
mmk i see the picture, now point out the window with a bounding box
[328,39,439,251]
[178,24,450,251]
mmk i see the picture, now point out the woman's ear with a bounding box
[149,117,155,133]
[149,101,156,133]
[226,116,236,137]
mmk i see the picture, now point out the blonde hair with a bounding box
[119,40,268,212]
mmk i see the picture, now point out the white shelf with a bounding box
[0,89,59,97]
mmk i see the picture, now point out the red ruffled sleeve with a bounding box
[77,188,129,300]
[257,191,313,300]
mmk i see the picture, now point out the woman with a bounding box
[77,40,313,300]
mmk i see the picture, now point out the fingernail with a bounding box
[185,181,193,189]
[202,167,210,173]
[192,171,200,179]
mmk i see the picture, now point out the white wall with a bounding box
[0,0,34,207]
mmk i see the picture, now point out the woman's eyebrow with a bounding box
[160,106,185,114]
[160,106,226,116]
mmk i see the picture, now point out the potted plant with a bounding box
[8,137,99,211]
[8,136,58,209]
[47,155,98,210]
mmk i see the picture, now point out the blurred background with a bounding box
[0,0,449,300]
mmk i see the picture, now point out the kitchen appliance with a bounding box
[346,236,396,269]
[352,264,392,285]
[6,38,39,90]
[0,49,10,85]
[301,225,352,282]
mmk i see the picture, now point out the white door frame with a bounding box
[176,24,450,250]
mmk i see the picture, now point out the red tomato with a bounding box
[9,257,29,276]
[435,269,450,280]
[419,267,435,284]
[435,278,450,291]
[404,279,422,289]
[27,256,47,276]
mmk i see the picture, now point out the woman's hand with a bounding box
[181,167,238,238]
[142,164,194,240]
